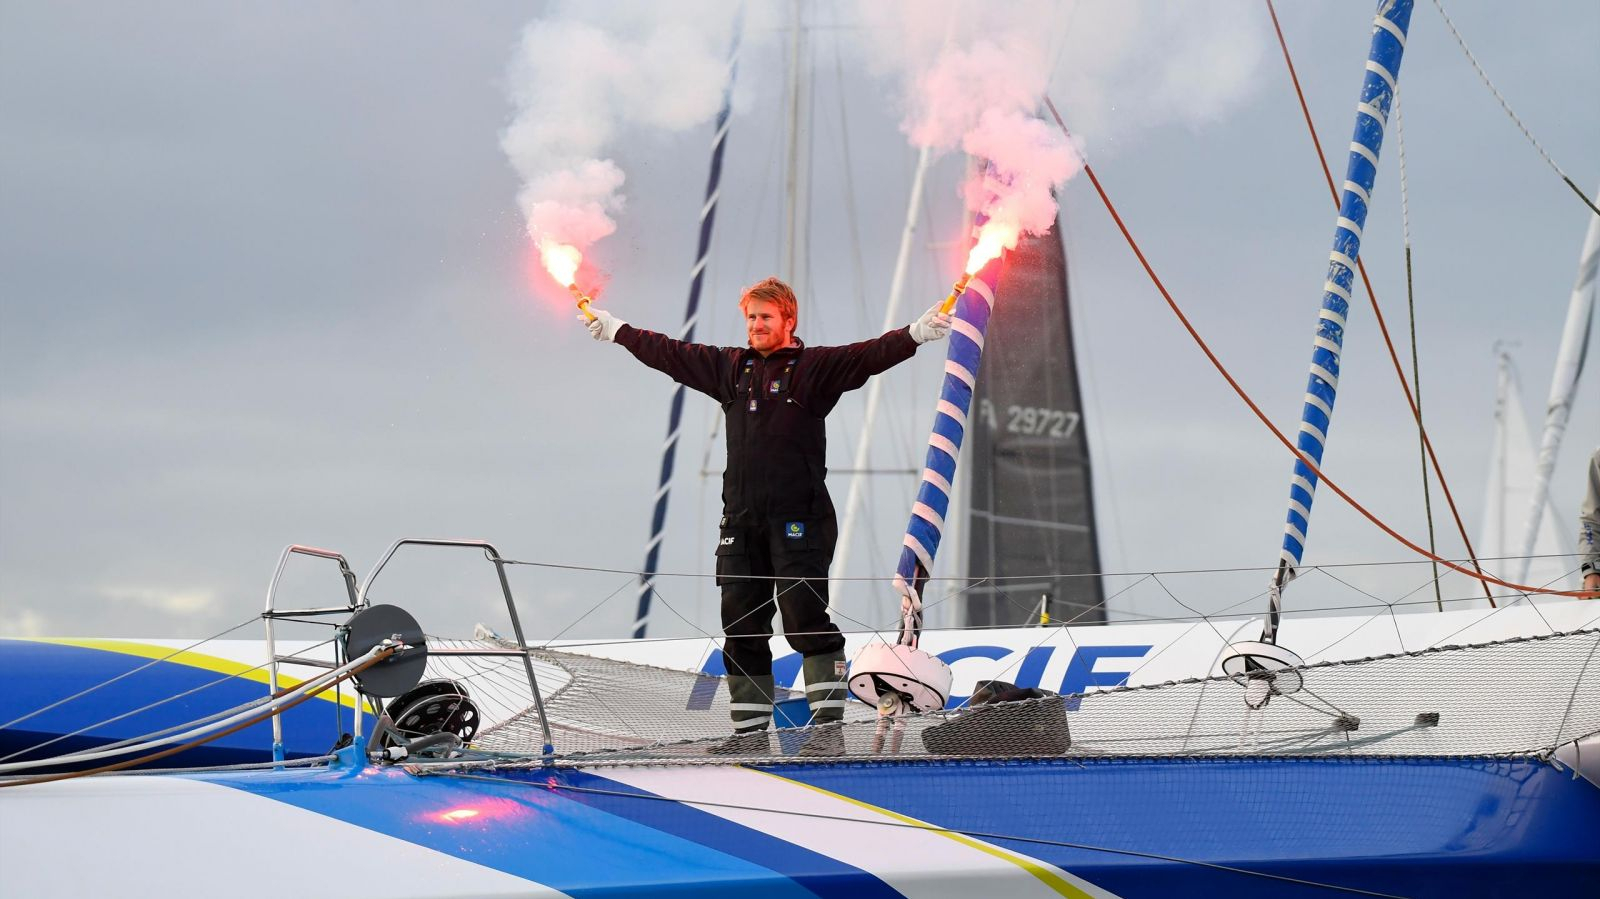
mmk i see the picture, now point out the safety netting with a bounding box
[416,628,1600,766]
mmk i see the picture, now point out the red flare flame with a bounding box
[964,220,1019,275]
[539,239,582,288]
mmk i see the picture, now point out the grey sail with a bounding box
[965,215,1105,626]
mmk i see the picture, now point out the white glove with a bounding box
[580,306,625,342]
[909,303,952,344]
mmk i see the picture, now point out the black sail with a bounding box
[965,216,1104,626]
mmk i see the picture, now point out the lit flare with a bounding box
[938,273,972,315]
[538,238,596,321]
[939,220,1018,313]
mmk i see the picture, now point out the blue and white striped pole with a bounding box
[894,254,1004,646]
[1267,0,1413,642]
[634,16,742,639]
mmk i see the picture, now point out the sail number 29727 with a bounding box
[978,399,1082,439]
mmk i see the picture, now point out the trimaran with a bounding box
[3,2,1598,896]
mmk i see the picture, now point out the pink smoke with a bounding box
[902,38,1082,264]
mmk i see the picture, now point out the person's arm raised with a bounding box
[610,321,735,403]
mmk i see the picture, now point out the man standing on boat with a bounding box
[1580,448,1600,596]
[581,277,950,752]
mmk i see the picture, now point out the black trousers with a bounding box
[715,515,845,679]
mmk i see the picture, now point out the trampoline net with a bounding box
[413,628,1600,767]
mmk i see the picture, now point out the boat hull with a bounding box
[3,755,1595,897]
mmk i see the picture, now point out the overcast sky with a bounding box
[2,1,1596,646]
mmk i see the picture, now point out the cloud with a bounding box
[0,607,48,638]
[99,585,218,616]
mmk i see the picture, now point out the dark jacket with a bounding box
[616,325,919,525]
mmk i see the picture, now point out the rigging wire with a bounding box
[1427,0,1600,219]
[501,546,1591,663]
[0,647,379,774]
[1262,0,1494,605]
[1307,567,1413,658]
[1392,88,1447,612]
[499,551,1590,585]
[0,646,394,790]
[0,617,261,731]
[528,587,1599,656]
[0,637,339,764]
[1041,95,1593,599]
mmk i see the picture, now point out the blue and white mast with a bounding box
[1224,1,1415,707]
[633,16,742,639]
[1263,0,1414,645]
[894,259,1003,644]
[846,249,1002,718]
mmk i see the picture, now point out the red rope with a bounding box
[1263,0,1495,604]
[1042,98,1593,599]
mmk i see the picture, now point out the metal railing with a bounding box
[262,545,363,761]
[357,539,555,757]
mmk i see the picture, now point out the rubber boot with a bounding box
[709,673,774,756]
[797,651,848,757]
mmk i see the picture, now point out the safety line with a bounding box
[0,617,259,731]
[0,648,392,789]
[0,636,346,766]
[1042,96,1592,599]
[500,552,1587,583]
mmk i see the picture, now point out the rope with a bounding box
[1042,96,1593,599]
[0,645,388,775]
[1393,90,1445,612]
[0,646,393,789]
[1262,0,1494,605]
[1427,0,1600,218]
[0,617,259,731]
[0,636,339,764]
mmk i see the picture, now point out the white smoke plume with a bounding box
[854,0,1266,259]
[501,2,742,268]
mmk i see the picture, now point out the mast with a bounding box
[1480,348,1578,596]
[632,16,743,638]
[845,251,1000,717]
[1512,184,1599,583]
[894,253,1004,641]
[781,0,810,294]
[1264,0,1415,643]
[1484,348,1515,571]
[832,144,933,617]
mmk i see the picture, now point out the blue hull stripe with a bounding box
[764,756,1600,898]
[208,765,894,898]
[555,769,900,899]
[0,638,364,765]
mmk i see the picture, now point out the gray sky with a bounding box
[2,1,1596,645]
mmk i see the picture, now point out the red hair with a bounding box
[739,276,798,326]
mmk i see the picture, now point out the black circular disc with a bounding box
[344,604,428,698]
[382,679,479,749]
